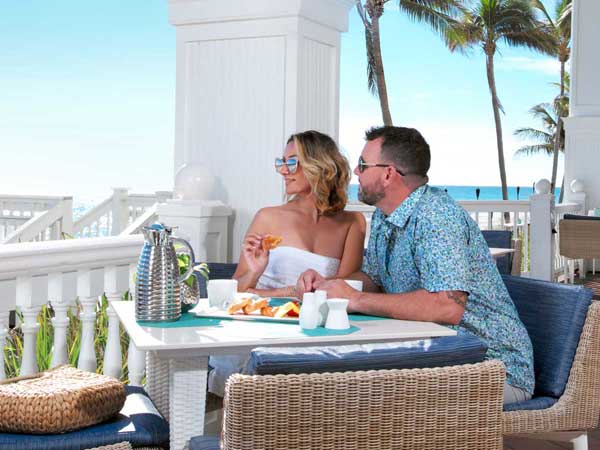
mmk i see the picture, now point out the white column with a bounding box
[530,180,555,281]
[168,0,354,261]
[48,272,70,368]
[16,276,39,376]
[563,0,600,209]
[0,310,9,380]
[157,200,232,262]
[103,265,124,379]
[76,269,103,372]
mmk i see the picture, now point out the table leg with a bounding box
[169,356,209,450]
[146,351,170,421]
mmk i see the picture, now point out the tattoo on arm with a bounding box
[447,290,467,307]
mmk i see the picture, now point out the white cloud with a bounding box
[497,57,561,76]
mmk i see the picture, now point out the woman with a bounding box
[233,130,366,297]
[208,130,365,397]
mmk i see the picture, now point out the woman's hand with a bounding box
[241,233,269,277]
[296,269,325,298]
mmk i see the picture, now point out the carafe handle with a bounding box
[172,237,196,283]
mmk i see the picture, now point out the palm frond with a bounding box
[531,0,555,26]
[514,143,554,156]
[399,0,463,38]
[514,127,552,142]
[557,0,572,38]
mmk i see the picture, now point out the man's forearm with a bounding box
[349,289,465,325]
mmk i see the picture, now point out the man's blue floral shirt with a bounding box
[362,185,534,393]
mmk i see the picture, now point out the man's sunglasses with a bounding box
[357,155,406,176]
[274,156,299,174]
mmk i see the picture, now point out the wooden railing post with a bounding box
[16,276,40,376]
[530,179,555,281]
[49,272,70,368]
[111,188,130,236]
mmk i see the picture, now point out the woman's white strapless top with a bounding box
[255,246,341,289]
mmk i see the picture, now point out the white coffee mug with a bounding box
[344,279,363,291]
[325,298,350,330]
[207,279,238,308]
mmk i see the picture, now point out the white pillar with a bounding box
[563,0,600,209]
[157,200,232,263]
[530,180,555,281]
[168,0,354,260]
[111,187,130,236]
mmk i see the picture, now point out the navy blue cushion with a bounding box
[563,214,600,221]
[190,435,220,450]
[503,396,558,412]
[244,335,487,375]
[0,386,169,450]
[482,230,513,275]
[196,262,238,298]
[502,275,593,399]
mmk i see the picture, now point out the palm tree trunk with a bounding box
[370,13,393,126]
[550,60,566,191]
[485,51,509,203]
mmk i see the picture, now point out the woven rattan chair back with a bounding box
[222,360,505,450]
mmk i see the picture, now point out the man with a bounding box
[297,126,534,404]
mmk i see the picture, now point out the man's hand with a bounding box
[296,269,325,298]
[314,279,361,312]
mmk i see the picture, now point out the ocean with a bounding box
[348,185,561,202]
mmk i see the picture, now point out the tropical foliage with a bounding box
[356,0,463,125]
[445,0,557,202]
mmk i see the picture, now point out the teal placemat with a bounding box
[138,313,225,328]
[271,298,386,322]
[301,325,360,336]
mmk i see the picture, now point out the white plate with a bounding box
[190,297,300,324]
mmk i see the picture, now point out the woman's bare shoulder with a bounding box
[334,210,367,228]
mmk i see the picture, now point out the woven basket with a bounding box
[0,365,126,434]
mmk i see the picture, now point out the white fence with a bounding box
[1,189,170,244]
[0,235,146,382]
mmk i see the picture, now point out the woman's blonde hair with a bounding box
[287,130,350,215]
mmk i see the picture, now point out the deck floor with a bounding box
[504,428,600,449]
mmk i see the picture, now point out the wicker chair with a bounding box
[502,276,600,450]
[191,360,506,450]
[559,216,600,283]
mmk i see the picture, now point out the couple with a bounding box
[213,126,534,406]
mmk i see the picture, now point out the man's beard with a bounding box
[358,182,385,205]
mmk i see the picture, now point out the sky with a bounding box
[0,1,563,202]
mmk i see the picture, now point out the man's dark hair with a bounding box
[365,126,430,177]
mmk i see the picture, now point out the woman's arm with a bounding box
[233,209,271,292]
[335,212,367,278]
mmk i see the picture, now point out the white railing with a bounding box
[73,188,172,238]
[0,236,145,383]
[120,204,159,236]
[0,195,72,243]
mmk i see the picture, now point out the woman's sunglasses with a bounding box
[274,156,299,174]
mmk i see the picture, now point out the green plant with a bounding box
[177,254,209,288]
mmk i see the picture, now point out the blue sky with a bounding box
[1,1,563,201]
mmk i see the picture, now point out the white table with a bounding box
[113,301,456,450]
[490,247,515,259]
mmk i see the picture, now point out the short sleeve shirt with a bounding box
[362,185,534,394]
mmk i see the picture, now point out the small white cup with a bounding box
[207,279,238,308]
[325,298,350,330]
[344,279,363,291]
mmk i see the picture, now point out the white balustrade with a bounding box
[127,262,145,386]
[0,235,144,381]
[0,310,7,380]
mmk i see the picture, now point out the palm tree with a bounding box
[514,102,563,157]
[356,0,463,125]
[532,0,571,192]
[445,0,556,201]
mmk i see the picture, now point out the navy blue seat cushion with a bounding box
[481,230,513,275]
[244,334,487,376]
[563,214,600,221]
[0,386,169,450]
[503,396,558,412]
[190,435,220,450]
[196,262,238,298]
[502,275,593,399]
